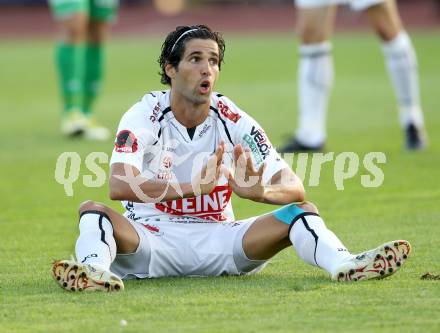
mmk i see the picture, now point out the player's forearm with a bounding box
[258,183,305,205]
[109,177,195,203]
[257,170,305,205]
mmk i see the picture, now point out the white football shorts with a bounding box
[295,0,384,11]
[110,217,267,279]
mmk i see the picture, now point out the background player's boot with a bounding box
[61,109,88,137]
[332,240,411,282]
[51,259,124,292]
[405,123,428,150]
[278,136,324,153]
[84,117,110,141]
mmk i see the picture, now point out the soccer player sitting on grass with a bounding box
[52,25,411,292]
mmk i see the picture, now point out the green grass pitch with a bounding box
[1,31,440,332]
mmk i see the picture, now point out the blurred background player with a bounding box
[48,0,118,140]
[279,0,428,152]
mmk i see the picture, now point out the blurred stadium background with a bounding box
[0,0,439,37]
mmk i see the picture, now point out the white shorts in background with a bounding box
[295,0,384,11]
[110,217,267,279]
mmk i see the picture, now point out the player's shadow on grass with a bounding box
[125,271,331,294]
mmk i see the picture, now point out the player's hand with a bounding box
[226,144,266,202]
[192,141,225,196]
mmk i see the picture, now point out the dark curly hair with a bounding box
[158,25,226,86]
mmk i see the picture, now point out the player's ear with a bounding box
[165,63,177,80]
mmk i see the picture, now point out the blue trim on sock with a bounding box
[272,204,305,225]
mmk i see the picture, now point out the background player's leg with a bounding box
[81,19,112,140]
[49,0,91,135]
[364,0,427,150]
[53,12,89,136]
[279,6,337,152]
[79,0,118,141]
[83,20,110,115]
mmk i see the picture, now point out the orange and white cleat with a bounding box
[332,240,411,282]
[51,259,124,292]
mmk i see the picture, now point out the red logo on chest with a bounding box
[218,100,241,123]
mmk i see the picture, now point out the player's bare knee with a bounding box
[296,7,335,44]
[62,13,89,43]
[297,201,319,214]
[373,24,400,42]
[78,200,107,215]
[298,25,327,44]
[365,2,402,41]
[88,21,110,44]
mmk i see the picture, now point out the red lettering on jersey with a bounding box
[141,223,163,236]
[142,224,160,233]
[218,100,241,123]
[155,185,232,222]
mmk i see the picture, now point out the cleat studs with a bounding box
[396,262,401,267]
[81,272,86,278]
[349,269,355,275]
[338,272,344,278]
[104,282,110,288]
[63,263,69,268]
[115,284,121,290]
[403,254,408,259]
[375,254,382,259]
[387,255,393,260]
[70,275,75,280]
[388,268,393,273]
[394,242,399,247]
[70,287,75,291]
[353,278,358,281]
[56,276,61,281]
[63,282,68,287]
[73,265,78,270]
[78,288,83,292]
[385,246,390,251]
[380,270,385,275]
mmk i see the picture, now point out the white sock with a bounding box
[289,214,352,275]
[75,211,116,270]
[382,31,424,128]
[295,42,334,147]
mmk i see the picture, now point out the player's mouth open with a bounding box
[199,81,211,94]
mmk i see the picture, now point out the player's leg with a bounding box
[49,0,89,136]
[361,0,427,149]
[81,0,118,140]
[279,2,338,152]
[241,202,411,281]
[75,200,140,263]
[83,20,110,116]
[52,200,140,292]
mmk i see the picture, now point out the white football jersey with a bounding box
[110,90,288,223]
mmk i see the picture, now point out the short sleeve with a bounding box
[110,101,158,171]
